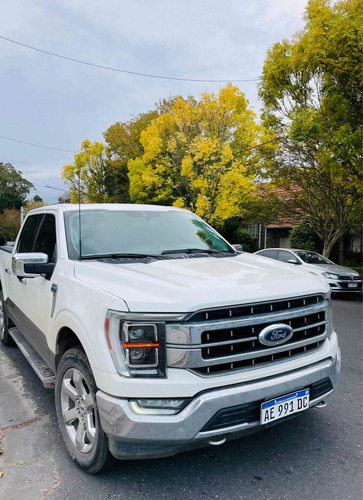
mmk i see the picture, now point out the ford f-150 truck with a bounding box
[0,204,340,473]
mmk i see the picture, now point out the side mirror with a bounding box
[12,253,53,278]
[288,258,299,265]
[232,244,243,252]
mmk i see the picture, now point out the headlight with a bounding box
[105,310,186,378]
[322,272,339,280]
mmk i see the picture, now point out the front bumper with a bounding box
[329,279,362,292]
[96,346,341,460]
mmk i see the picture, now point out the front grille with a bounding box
[200,378,334,433]
[166,294,330,376]
[337,275,360,280]
[337,282,362,289]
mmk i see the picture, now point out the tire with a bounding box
[0,290,13,346]
[55,347,110,473]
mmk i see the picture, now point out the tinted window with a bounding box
[17,215,43,253]
[33,215,57,262]
[277,250,294,263]
[263,250,278,260]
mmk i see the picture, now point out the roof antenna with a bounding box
[78,171,82,260]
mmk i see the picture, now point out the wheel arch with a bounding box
[55,327,83,369]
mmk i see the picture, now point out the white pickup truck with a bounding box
[0,204,340,473]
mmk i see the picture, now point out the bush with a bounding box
[289,224,320,251]
[231,228,256,253]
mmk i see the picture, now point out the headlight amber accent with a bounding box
[105,310,181,377]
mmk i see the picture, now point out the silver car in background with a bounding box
[254,248,362,293]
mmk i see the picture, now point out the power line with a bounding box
[1,133,280,159]
[0,134,76,153]
[0,152,67,192]
[45,185,66,192]
[0,34,260,83]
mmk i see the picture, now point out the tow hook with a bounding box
[206,435,226,446]
[314,400,326,409]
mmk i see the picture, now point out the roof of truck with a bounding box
[28,203,186,214]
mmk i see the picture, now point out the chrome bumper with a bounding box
[96,348,340,460]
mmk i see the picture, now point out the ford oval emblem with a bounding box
[258,324,293,347]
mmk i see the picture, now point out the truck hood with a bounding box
[74,253,329,313]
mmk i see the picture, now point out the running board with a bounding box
[9,328,55,388]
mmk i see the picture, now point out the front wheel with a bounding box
[55,347,110,473]
[0,290,13,346]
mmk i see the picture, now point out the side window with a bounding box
[264,250,278,260]
[33,214,57,262]
[17,215,43,253]
[278,250,294,263]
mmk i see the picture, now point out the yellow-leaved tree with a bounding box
[62,140,111,203]
[128,84,266,225]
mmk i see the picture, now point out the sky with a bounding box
[0,0,308,203]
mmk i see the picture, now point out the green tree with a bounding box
[0,191,24,212]
[289,224,320,252]
[232,228,256,253]
[128,84,267,226]
[0,162,34,206]
[259,0,362,257]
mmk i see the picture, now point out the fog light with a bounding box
[130,398,191,415]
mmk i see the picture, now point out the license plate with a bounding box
[348,282,358,288]
[260,389,310,425]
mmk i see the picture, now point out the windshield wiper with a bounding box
[80,253,167,260]
[161,248,234,255]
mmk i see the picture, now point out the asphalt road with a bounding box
[0,294,362,500]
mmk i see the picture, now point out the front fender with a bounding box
[50,294,129,379]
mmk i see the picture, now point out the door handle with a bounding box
[5,268,11,274]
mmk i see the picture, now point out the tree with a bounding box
[0,209,21,243]
[232,228,256,253]
[289,224,320,252]
[0,191,24,212]
[62,140,113,203]
[128,84,266,226]
[23,200,48,216]
[0,162,34,208]
[63,111,159,204]
[33,195,43,202]
[259,0,362,257]
[103,110,158,202]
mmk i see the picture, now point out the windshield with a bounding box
[64,209,234,260]
[294,250,334,265]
